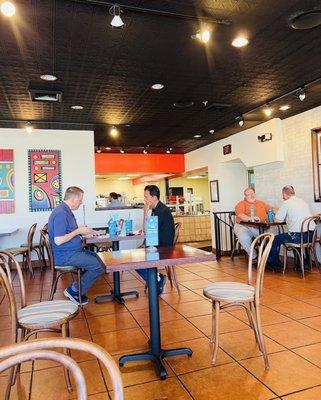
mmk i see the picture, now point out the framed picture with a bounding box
[210,180,220,202]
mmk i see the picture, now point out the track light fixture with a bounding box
[142,147,148,154]
[165,147,171,154]
[263,103,273,117]
[237,116,244,127]
[109,4,124,28]
[110,126,118,137]
[191,28,211,44]
[96,146,102,153]
[120,147,125,154]
[25,122,33,134]
[298,87,306,101]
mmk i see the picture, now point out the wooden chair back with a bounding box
[173,222,181,245]
[40,231,55,271]
[299,215,320,247]
[0,338,124,400]
[247,232,274,299]
[26,223,37,251]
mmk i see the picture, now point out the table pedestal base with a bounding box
[119,347,192,380]
[94,270,139,305]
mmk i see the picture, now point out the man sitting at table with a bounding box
[267,185,314,271]
[136,185,175,294]
[234,187,275,260]
[48,186,105,305]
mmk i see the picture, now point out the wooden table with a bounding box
[84,233,145,304]
[98,245,216,379]
[0,228,19,237]
[241,221,286,234]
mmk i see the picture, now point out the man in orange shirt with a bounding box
[234,187,275,259]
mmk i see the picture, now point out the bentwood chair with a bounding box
[203,232,274,370]
[0,250,79,399]
[0,338,124,400]
[165,222,182,293]
[93,219,124,252]
[40,232,83,305]
[5,223,37,277]
[283,215,320,277]
[30,222,49,270]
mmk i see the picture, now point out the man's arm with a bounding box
[54,226,98,245]
[235,202,251,222]
[275,202,287,222]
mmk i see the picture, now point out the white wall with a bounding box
[0,128,144,251]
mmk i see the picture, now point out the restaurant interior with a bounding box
[1,0,321,399]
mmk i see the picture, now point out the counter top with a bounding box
[95,206,143,211]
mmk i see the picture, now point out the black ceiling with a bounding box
[1,0,321,153]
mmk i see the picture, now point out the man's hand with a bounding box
[254,216,261,222]
[77,226,99,236]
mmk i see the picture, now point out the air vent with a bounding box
[28,81,63,103]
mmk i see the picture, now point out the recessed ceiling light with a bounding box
[209,129,215,134]
[40,74,57,81]
[1,1,15,17]
[151,83,164,90]
[232,37,249,48]
[105,146,111,150]
[71,105,83,110]
[279,105,290,111]
[187,175,203,180]
[194,134,202,138]
[118,177,131,180]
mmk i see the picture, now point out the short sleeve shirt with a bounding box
[48,202,82,265]
[235,199,270,224]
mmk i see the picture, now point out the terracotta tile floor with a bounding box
[2,256,321,399]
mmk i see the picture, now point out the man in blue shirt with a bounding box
[48,186,105,305]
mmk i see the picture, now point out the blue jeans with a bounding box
[268,231,311,265]
[61,250,105,294]
[136,268,148,281]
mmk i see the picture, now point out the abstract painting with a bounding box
[28,150,62,212]
[0,149,15,214]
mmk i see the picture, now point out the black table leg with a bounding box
[119,267,192,379]
[95,240,139,305]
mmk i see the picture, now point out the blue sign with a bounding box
[145,215,159,247]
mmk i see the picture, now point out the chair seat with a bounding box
[284,242,309,249]
[55,265,79,271]
[6,247,28,255]
[203,282,255,302]
[18,300,78,326]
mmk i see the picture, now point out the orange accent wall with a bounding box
[95,153,185,174]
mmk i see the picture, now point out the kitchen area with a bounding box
[95,169,212,245]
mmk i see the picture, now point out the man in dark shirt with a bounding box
[136,185,175,294]
[48,186,105,305]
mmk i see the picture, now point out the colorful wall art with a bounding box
[0,149,15,214]
[28,150,62,212]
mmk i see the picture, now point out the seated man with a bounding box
[267,185,314,271]
[234,187,275,259]
[48,186,105,305]
[136,185,175,294]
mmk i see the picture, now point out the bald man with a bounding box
[267,185,314,270]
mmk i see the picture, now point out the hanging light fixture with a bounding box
[25,122,33,134]
[298,87,306,101]
[109,4,124,28]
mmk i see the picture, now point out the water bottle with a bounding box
[108,217,117,238]
[250,205,255,222]
[267,209,275,223]
[125,214,133,235]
